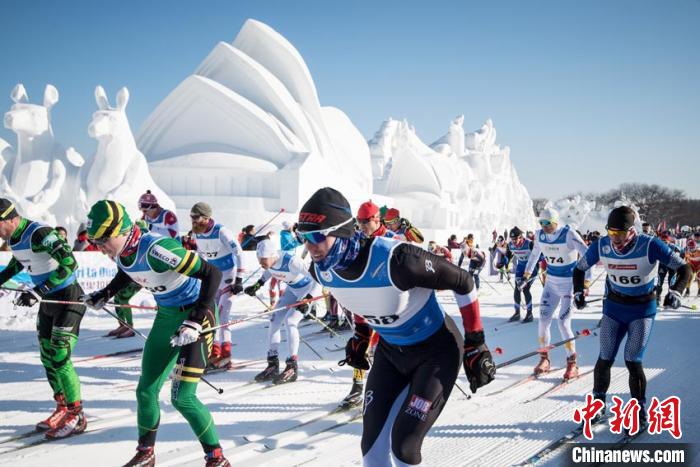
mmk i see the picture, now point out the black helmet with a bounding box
[509,226,523,239]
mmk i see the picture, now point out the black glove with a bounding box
[244,280,263,296]
[573,292,586,310]
[230,277,243,295]
[296,293,314,315]
[338,323,371,370]
[14,290,39,307]
[463,330,496,393]
[663,290,682,309]
[80,289,112,310]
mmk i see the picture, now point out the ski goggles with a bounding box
[296,218,354,244]
[89,236,110,246]
[539,219,553,226]
[606,228,630,238]
[384,217,400,226]
[139,203,156,210]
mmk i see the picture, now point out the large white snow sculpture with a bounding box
[2,84,86,232]
[369,116,535,244]
[137,19,372,230]
[86,86,174,218]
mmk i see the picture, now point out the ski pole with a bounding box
[240,208,286,249]
[680,303,698,311]
[201,294,327,334]
[588,269,607,289]
[493,324,601,370]
[98,306,224,394]
[0,286,158,310]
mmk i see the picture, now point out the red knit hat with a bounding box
[384,208,400,221]
[357,200,379,220]
[138,190,158,208]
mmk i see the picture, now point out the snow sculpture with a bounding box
[2,84,86,232]
[86,86,173,218]
[547,196,642,234]
[137,19,371,230]
[369,116,535,244]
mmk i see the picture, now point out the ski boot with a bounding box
[116,326,136,338]
[107,324,127,337]
[36,393,67,431]
[45,401,87,439]
[273,356,298,384]
[341,381,364,409]
[123,445,155,467]
[254,354,279,382]
[210,342,232,369]
[508,310,521,322]
[205,448,231,467]
[522,310,534,323]
[533,351,551,376]
[563,353,579,381]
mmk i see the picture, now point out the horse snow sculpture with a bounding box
[86,85,173,216]
[2,84,85,228]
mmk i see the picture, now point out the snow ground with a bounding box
[0,265,698,466]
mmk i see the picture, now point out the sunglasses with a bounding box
[139,203,156,210]
[296,218,354,245]
[539,220,553,226]
[358,216,378,225]
[385,218,400,225]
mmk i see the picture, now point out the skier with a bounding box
[683,238,700,296]
[190,202,245,369]
[82,200,230,467]
[0,198,87,439]
[655,231,682,303]
[244,239,321,384]
[493,235,509,282]
[296,187,495,466]
[573,206,691,432]
[383,208,424,243]
[428,240,453,262]
[138,190,180,240]
[357,200,397,239]
[506,227,537,323]
[523,207,588,380]
[458,234,486,290]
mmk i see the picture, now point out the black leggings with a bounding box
[361,315,463,466]
[513,280,533,310]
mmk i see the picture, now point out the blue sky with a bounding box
[1,0,698,199]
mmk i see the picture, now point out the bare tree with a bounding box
[595,183,687,225]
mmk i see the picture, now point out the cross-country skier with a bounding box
[297,187,495,466]
[523,207,588,380]
[138,190,180,240]
[506,226,537,323]
[655,231,683,303]
[190,202,244,369]
[458,234,486,290]
[82,200,230,467]
[244,239,321,384]
[683,238,700,296]
[383,208,424,243]
[573,206,691,432]
[0,198,87,439]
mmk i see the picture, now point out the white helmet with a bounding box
[256,239,278,259]
[538,207,559,225]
